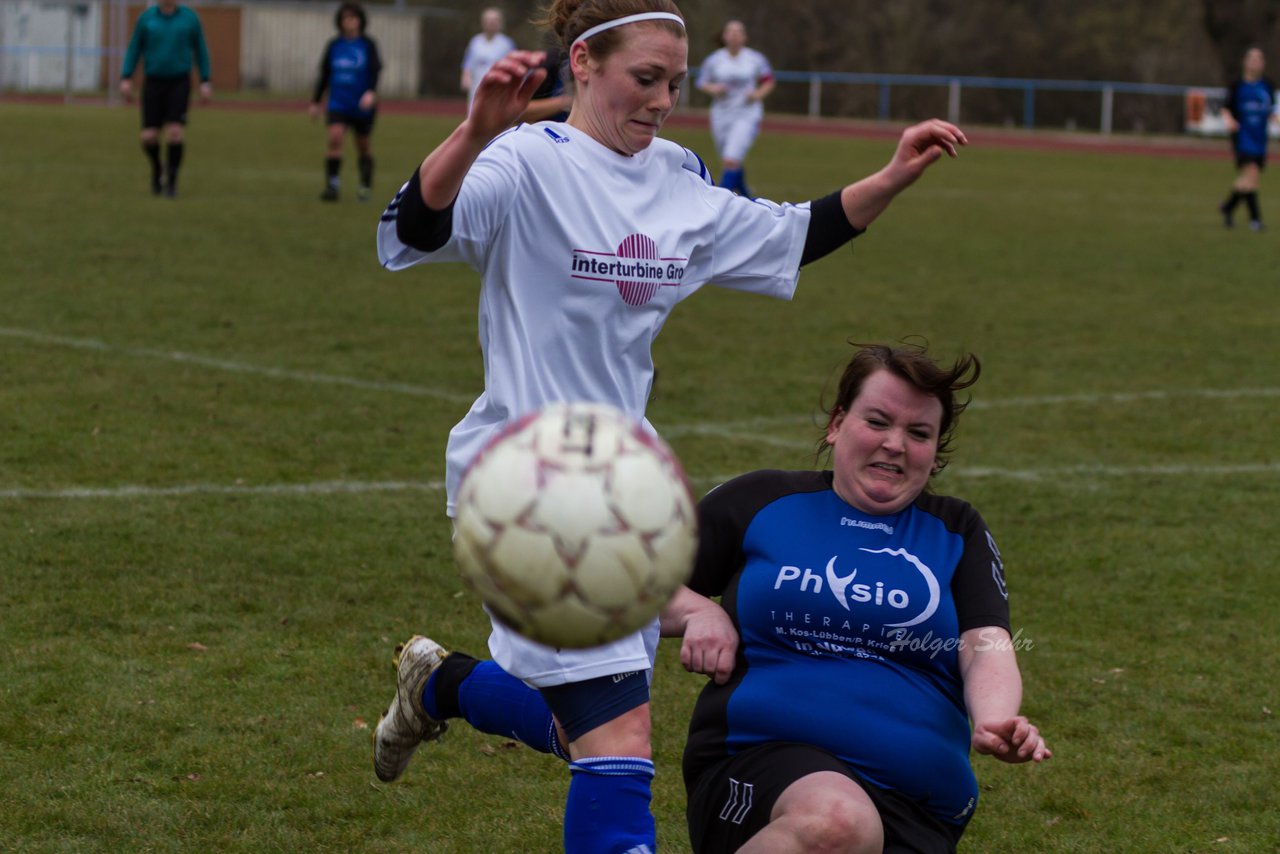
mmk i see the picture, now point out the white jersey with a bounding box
[461,32,516,106]
[378,122,809,685]
[698,46,773,121]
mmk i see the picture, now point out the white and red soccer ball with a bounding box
[453,403,698,649]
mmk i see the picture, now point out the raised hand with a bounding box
[465,50,549,140]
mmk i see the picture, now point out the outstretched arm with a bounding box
[838,119,967,230]
[798,119,967,266]
[959,626,1051,764]
[418,50,547,208]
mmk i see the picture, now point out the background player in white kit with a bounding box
[460,7,517,114]
[696,20,774,196]
[371,0,966,850]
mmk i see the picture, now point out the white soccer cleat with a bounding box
[373,635,449,782]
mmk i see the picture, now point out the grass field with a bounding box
[1,99,1278,853]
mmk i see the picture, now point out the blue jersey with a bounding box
[314,35,382,116]
[683,470,1011,827]
[1225,77,1276,157]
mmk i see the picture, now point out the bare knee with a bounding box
[757,772,883,854]
[774,805,881,853]
[326,125,345,156]
[567,703,651,760]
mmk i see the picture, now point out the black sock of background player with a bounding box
[166,142,184,189]
[326,156,341,188]
[1222,190,1241,213]
[1244,191,1260,222]
[358,155,373,188]
[143,140,162,181]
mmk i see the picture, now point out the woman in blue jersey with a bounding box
[696,20,774,196]
[369,0,966,850]
[310,3,382,202]
[678,342,1051,854]
[1219,47,1279,231]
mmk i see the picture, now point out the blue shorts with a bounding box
[540,669,649,742]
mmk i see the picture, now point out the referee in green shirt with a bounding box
[120,0,212,197]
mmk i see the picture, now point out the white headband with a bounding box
[572,12,685,46]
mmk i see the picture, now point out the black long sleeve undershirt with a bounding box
[800,189,863,266]
[394,167,454,252]
[392,170,863,262]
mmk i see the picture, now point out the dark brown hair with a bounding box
[819,341,981,476]
[335,2,366,34]
[537,0,685,59]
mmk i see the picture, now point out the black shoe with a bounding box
[321,186,339,202]
[152,176,164,196]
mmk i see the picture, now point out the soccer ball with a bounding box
[453,402,698,649]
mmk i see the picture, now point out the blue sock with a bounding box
[719,168,742,193]
[564,756,656,854]
[423,660,568,760]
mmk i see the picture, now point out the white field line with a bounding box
[5,326,1280,499]
[6,325,1278,433]
[4,464,1280,502]
[0,327,475,404]
[0,480,446,500]
[663,387,1280,442]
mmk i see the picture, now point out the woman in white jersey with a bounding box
[460,7,517,113]
[372,1,966,850]
[696,20,774,196]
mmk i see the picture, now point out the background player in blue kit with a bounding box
[370,0,966,850]
[119,0,211,197]
[679,342,1051,854]
[310,3,382,202]
[696,20,774,196]
[1219,47,1279,231]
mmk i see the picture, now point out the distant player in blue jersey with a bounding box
[1219,47,1279,231]
[119,0,211,197]
[519,42,573,123]
[679,342,1051,854]
[310,3,383,202]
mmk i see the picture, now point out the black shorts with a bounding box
[686,742,965,854]
[326,109,376,136]
[1235,152,1267,170]
[142,74,191,128]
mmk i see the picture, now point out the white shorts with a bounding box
[710,109,762,163]
[487,611,661,689]
[451,518,660,689]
